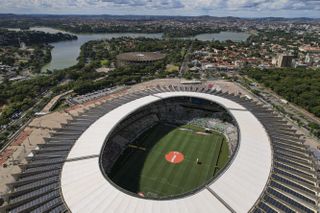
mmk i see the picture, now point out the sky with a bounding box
[0,0,319,18]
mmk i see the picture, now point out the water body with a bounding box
[5,27,250,71]
[193,31,250,42]
[28,28,163,72]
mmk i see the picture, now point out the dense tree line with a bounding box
[245,68,320,118]
[163,27,240,38]
[72,63,164,95]
[56,25,238,38]
[0,37,191,147]
[0,29,77,46]
[0,44,52,73]
[80,37,190,67]
[245,68,320,138]
[247,29,320,47]
[28,46,52,73]
[55,37,192,95]
[0,15,243,38]
[0,75,61,125]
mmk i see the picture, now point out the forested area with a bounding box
[0,45,52,73]
[0,15,237,38]
[0,62,107,148]
[246,68,320,137]
[0,75,63,125]
[0,37,191,142]
[246,68,320,118]
[247,29,320,46]
[70,38,191,94]
[0,29,77,46]
[79,37,190,66]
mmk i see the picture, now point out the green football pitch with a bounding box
[109,123,229,198]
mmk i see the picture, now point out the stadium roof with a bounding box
[61,92,272,213]
[116,52,166,62]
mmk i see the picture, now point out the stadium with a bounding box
[1,84,319,213]
[116,52,166,67]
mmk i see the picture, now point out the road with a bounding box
[179,41,194,77]
[243,76,320,126]
[0,90,52,152]
[261,87,320,125]
[236,75,320,145]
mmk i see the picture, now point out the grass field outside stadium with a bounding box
[109,122,230,198]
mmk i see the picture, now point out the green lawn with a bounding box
[109,123,229,198]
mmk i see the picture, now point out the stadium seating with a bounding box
[2,84,318,213]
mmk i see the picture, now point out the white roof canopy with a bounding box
[61,92,272,213]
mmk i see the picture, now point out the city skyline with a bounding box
[0,0,320,18]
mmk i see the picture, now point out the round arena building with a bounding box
[116,52,166,67]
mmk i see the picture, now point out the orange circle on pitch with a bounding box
[165,151,184,164]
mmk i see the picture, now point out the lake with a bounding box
[28,28,163,72]
[5,27,250,71]
[193,31,250,42]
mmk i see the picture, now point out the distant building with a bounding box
[9,76,28,82]
[275,54,294,68]
[294,63,308,68]
[116,52,166,67]
[305,53,312,63]
[271,57,278,66]
[203,63,236,72]
[305,53,320,65]
[299,45,320,54]
[19,42,26,50]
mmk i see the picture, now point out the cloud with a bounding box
[101,0,184,9]
[98,0,320,11]
[225,0,320,11]
[0,0,319,16]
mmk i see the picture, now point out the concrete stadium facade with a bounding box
[2,84,319,213]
